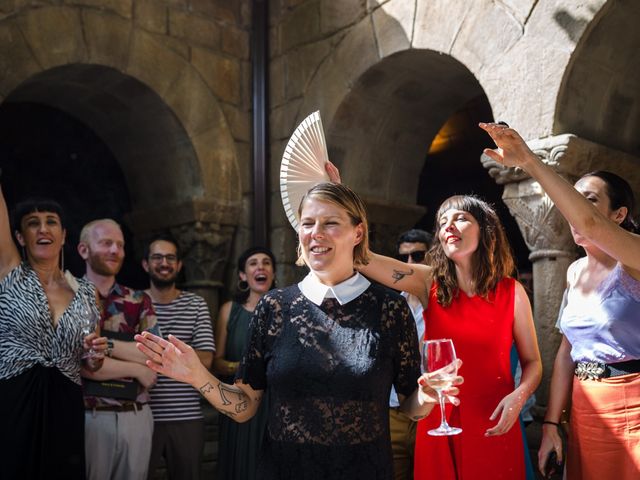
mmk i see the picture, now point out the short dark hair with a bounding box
[234,246,277,304]
[237,246,276,273]
[11,197,65,233]
[143,233,181,260]
[397,228,433,250]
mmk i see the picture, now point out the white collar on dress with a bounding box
[298,271,371,306]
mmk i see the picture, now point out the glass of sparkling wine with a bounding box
[80,298,98,358]
[422,339,462,436]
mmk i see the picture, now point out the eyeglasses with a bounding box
[396,250,427,263]
[149,254,178,263]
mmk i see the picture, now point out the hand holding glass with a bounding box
[422,339,462,436]
[80,299,99,358]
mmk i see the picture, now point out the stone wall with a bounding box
[0,0,254,311]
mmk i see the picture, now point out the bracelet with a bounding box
[105,339,114,358]
[542,420,560,427]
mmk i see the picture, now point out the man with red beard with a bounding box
[142,234,215,480]
[78,218,159,480]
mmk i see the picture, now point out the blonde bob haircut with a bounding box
[295,182,371,267]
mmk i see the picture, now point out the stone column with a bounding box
[500,177,577,415]
[482,133,640,416]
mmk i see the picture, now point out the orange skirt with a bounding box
[568,373,640,480]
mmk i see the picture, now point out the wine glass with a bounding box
[80,298,98,358]
[422,338,462,436]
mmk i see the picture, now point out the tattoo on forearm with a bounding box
[219,410,237,418]
[217,382,245,406]
[392,268,414,284]
[199,383,214,395]
[236,401,248,413]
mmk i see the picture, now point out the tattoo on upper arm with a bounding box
[411,414,426,421]
[392,268,414,284]
[199,383,214,395]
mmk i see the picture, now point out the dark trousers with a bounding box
[148,419,205,480]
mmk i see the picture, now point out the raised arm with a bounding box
[480,122,640,275]
[136,332,262,423]
[0,184,20,279]
[358,253,433,308]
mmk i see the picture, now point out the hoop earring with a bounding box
[237,280,249,292]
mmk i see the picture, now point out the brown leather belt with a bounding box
[89,401,146,412]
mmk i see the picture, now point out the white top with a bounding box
[298,271,371,306]
[389,292,425,408]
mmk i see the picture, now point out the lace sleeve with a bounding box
[391,295,421,398]
[237,292,281,390]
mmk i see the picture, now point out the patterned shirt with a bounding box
[0,263,98,385]
[148,291,216,421]
[84,282,158,408]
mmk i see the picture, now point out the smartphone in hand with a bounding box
[544,451,564,479]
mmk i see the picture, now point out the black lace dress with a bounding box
[238,283,421,480]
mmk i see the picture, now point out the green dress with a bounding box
[217,302,269,480]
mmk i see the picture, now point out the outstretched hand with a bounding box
[479,122,538,169]
[485,389,525,436]
[135,332,204,386]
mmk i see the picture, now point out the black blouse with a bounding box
[239,283,421,479]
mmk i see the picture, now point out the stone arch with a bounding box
[327,49,486,204]
[555,0,640,157]
[0,4,241,216]
[291,0,609,146]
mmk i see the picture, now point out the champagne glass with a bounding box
[422,338,462,436]
[80,298,98,358]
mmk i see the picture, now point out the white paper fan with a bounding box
[280,111,330,230]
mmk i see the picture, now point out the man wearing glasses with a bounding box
[390,229,433,480]
[142,234,215,480]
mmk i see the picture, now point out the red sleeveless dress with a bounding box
[414,277,525,480]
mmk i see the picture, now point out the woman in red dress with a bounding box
[359,194,542,479]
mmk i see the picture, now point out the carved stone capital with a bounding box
[170,221,234,289]
[482,133,640,192]
[501,179,577,258]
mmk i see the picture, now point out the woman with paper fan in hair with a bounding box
[0,182,106,479]
[481,121,640,480]
[136,181,461,480]
[212,246,276,480]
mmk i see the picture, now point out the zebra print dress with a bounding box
[0,262,98,479]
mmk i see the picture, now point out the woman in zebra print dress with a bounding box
[0,185,107,479]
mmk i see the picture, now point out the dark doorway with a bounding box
[0,102,147,288]
[417,95,531,275]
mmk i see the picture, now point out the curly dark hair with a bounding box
[429,195,515,307]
